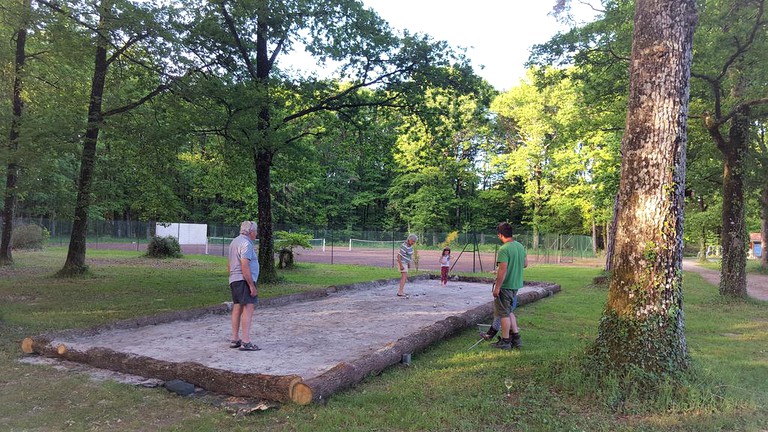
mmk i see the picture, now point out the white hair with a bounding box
[239,221,257,235]
[407,234,418,242]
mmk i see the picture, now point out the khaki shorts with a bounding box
[493,289,517,317]
[400,263,410,273]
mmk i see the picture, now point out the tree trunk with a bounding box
[591,0,695,378]
[698,197,708,263]
[0,0,29,265]
[761,186,768,269]
[253,15,278,282]
[59,1,111,276]
[716,108,749,297]
[604,194,619,271]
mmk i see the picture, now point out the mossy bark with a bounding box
[761,187,768,269]
[591,0,695,378]
[717,108,749,297]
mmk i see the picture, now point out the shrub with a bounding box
[440,231,459,249]
[10,224,49,250]
[145,235,182,258]
[275,231,313,269]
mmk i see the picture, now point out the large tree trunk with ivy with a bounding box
[692,1,768,296]
[761,186,768,269]
[0,0,29,265]
[714,108,749,296]
[590,0,696,378]
[761,128,768,269]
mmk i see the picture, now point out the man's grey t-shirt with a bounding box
[228,234,255,284]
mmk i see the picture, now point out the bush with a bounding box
[10,224,49,250]
[275,231,313,269]
[145,235,182,258]
[440,231,459,249]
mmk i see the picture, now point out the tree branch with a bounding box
[712,96,768,127]
[691,72,723,119]
[217,0,258,80]
[102,83,169,117]
[281,67,412,123]
[716,0,765,81]
[269,38,285,70]
[106,34,150,66]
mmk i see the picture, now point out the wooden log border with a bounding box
[21,276,559,405]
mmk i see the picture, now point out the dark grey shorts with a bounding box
[230,280,258,305]
[493,289,518,317]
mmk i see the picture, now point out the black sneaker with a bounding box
[492,338,512,350]
[511,334,522,348]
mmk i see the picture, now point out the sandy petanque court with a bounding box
[22,276,559,405]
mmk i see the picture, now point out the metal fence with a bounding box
[5,218,596,268]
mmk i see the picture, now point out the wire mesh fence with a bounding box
[5,217,598,270]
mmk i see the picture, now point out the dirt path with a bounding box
[682,259,768,301]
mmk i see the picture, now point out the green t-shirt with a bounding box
[497,240,526,290]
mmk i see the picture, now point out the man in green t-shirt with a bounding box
[491,222,528,350]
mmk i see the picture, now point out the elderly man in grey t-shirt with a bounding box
[227,221,260,351]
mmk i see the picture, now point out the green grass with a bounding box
[0,248,766,431]
[698,258,768,275]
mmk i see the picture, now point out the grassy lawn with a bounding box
[698,258,768,275]
[0,248,766,431]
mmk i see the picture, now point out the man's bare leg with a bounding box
[397,272,407,295]
[500,316,511,339]
[231,304,243,341]
[509,312,518,334]
[240,303,256,343]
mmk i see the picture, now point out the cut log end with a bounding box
[290,381,313,405]
[57,344,67,356]
[21,337,34,354]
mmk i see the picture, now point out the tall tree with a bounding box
[183,0,461,282]
[491,68,600,242]
[44,0,181,275]
[692,0,768,297]
[0,0,31,264]
[757,121,768,268]
[529,5,631,261]
[590,0,696,381]
[388,75,495,232]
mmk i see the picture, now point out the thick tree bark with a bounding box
[256,149,277,281]
[717,108,749,296]
[59,1,111,276]
[761,186,768,268]
[253,14,278,283]
[591,0,696,377]
[0,0,29,265]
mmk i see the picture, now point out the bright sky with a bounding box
[361,0,600,91]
